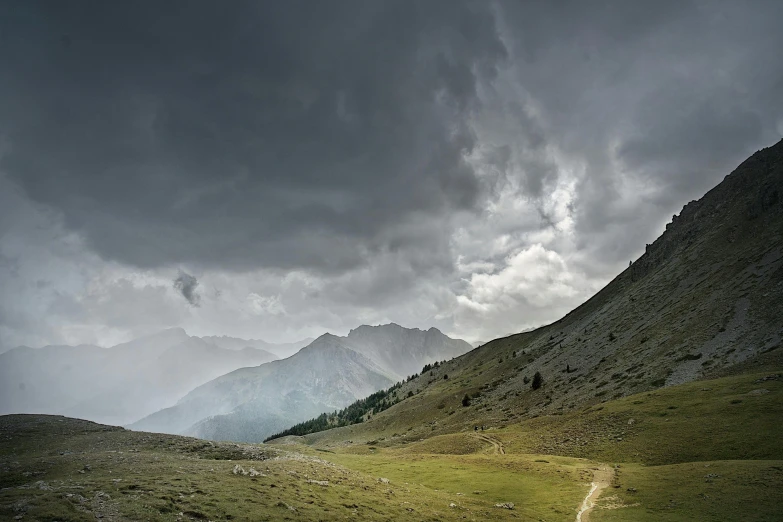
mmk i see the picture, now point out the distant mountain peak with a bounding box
[140,327,190,341]
[348,322,434,336]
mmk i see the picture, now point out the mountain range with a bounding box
[129,324,471,441]
[199,335,313,359]
[0,328,304,425]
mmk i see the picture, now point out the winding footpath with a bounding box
[575,465,613,522]
[468,432,611,521]
[471,433,505,455]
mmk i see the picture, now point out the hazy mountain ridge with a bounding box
[199,335,313,359]
[0,328,279,425]
[131,326,471,442]
[276,139,783,446]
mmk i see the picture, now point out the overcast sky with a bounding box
[1,0,782,349]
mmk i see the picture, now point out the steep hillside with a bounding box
[0,329,278,425]
[273,139,783,448]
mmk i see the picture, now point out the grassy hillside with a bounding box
[1,415,598,521]
[280,370,783,521]
[303,369,783,465]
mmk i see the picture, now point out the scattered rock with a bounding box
[449,503,457,508]
[307,479,329,486]
[495,502,515,509]
[378,477,390,484]
[276,501,296,512]
[747,388,770,396]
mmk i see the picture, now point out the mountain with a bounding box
[340,323,472,380]
[130,325,471,441]
[200,335,313,359]
[0,328,278,425]
[270,139,783,446]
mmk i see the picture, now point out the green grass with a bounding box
[282,370,783,521]
[592,460,783,521]
[494,370,783,465]
[3,370,782,520]
[0,415,572,521]
[324,450,595,521]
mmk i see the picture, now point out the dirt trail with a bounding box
[471,433,505,455]
[575,465,613,522]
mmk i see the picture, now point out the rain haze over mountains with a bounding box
[1,1,782,429]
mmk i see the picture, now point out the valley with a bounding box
[2,369,781,520]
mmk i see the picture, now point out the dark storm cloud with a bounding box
[173,270,200,307]
[492,0,783,263]
[0,0,506,272]
[2,0,783,349]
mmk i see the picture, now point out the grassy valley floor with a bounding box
[2,370,782,521]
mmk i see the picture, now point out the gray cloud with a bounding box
[1,0,782,348]
[173,271,201,307]
[0,0,506,274]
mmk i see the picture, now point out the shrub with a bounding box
[462,394,471,407]
[531,371,543,390]
[443,374,448,380]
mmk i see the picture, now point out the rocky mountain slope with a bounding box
[275,139,783,447]
[340,323,471,380]
[0,328,278,426]
[130,325,471,441]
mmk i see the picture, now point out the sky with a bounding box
[1,0,782,349]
